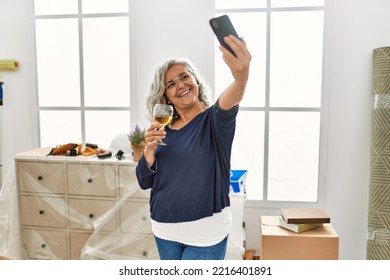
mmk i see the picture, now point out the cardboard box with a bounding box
[260,216,339,260]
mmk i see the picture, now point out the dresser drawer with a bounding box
[22,229,68,259]
[67,163,116,197]
[68,198,117,231]
[120,233,158,259]
[71,232,121,260]
[20,195,66,228]
[119,201,151,234]
[70,232,91,260]
[118,165,150,198]
[18,161,66,194]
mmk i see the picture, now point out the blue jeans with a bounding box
[154,236,228,260]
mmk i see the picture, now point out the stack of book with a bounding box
[278,208,331,233]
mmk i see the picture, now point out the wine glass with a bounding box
[152,103,174,145]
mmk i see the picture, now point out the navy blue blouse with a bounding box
[135,102,239,223]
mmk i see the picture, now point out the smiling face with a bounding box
[164,64,200,109]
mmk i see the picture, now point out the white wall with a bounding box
[0,0,39,183]
[131,0,214,128]
[1,0,390,260]
[326,0,390,259]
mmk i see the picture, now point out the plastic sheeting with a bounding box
[0,148,245,260]
[0,163,23,259]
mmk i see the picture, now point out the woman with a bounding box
[136,35,251,260]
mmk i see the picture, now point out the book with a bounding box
[278,217,323,233]
[280,207,331,224]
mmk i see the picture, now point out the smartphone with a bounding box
[98,151,112,159]
[209,15,239,56]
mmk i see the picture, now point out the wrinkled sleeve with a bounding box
[135,154,157,190]
[215,99,239,128]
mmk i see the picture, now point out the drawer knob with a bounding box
[142,251,147,257]
[39,210,45,215]
[89,213,94,219]
[37,176,43,180]
[41,244,46,249]
[87,178,93,183]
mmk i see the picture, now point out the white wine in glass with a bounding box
[153,103,174,145]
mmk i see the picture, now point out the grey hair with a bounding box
[145,57,212,121]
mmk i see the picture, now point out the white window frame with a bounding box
[33,0,137,148]
[213,1,331,209]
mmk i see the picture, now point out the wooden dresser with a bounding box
[15,147,158,260]
[15,147,245,260]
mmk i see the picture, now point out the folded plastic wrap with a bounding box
[2,148,245,260]
[81,190,159,260]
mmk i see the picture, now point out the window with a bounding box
[214,0,328,204]
[34,0,131,149]
[33,0,328,206]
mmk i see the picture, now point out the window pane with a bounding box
[216,0,266,9]
[272,0,324,7]
[34,0,78,15]
[231,111,264,200]
[85,111,130,149]
[270,11,324,107]
[39,111,82,147]
[82,0,129,14]
[35,19,80,106]
[268,112,320,202]
[215,13,266,107]
[83,17,130,107]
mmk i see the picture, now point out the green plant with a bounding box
[128,125,146,147]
